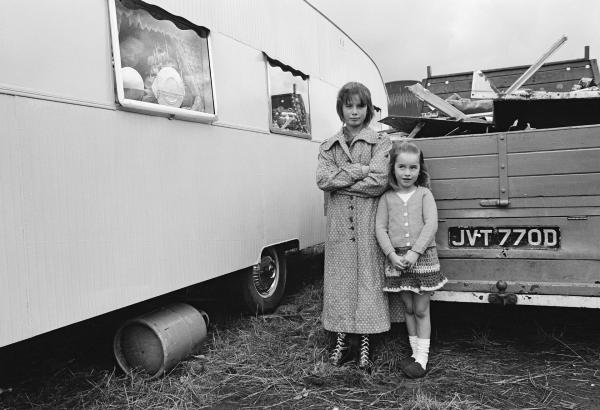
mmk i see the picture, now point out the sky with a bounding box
[309,0,600,83]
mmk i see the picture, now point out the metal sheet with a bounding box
[309,80,343,142]
[494,98,600,131]
[210,34,269,132]
[0,1,113,104]
[0,94,324,347]
[385,81,422,116]
[381,116,489,138]
[0,95,29,344]
[497,134,509,204]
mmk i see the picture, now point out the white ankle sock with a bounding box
[408,335,418,358]
[415,338,430,369]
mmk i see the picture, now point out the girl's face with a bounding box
[394,152,420,191]
[342,94,367,130]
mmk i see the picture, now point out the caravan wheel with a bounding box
[241,247,287,314]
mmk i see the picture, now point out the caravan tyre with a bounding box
[241,247,287,314]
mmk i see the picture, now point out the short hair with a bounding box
[388,141,431,190]
[336,82,375,125]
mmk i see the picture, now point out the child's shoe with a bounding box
[357,334,372,372]
[399,355,415,369]
[329,332,352,366]
[402,361,427,379]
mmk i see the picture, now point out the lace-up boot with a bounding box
[329,332,352,366]
[358,334,372,372]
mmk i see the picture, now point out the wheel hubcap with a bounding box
[253,254,279,297]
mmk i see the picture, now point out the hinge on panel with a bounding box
[480,133,511,208]
[497,133,510,206]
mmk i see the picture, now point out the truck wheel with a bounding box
[241,247,287,314]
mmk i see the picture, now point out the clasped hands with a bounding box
[388,249,420,271]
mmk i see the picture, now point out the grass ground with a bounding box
[1,253,599,409]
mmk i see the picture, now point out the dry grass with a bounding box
[1,253,600,409]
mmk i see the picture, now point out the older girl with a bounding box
[316,82,399,370]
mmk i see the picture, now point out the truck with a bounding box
[385,55,600,308]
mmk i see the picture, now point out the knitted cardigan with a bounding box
[375,186,438,256]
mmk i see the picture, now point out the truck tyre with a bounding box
[241,247,287,314]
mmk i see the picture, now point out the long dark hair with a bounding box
[388,141,430,190]
[336,82,374,125]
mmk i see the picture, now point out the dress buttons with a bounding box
[403,213,408,216]
[350,238,356,242]
[350,226,354,230]
[404,222,409,226]
[405,233,410,237]
[406,242,411,246]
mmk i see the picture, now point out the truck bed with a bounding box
[406,123,600,306]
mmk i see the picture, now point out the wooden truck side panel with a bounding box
[411,124,600,304]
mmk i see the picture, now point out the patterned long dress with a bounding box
[316,127,404,334]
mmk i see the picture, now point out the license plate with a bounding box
[448,226,560,249]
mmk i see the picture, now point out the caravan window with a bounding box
[267,57,311,138]
[109,0,215,122]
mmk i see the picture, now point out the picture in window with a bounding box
[268,60,310,136]
[115,0,214,114]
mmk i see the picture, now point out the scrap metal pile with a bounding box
[382,35,600,138]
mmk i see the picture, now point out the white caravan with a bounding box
[0,0,387,348]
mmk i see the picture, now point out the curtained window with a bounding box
[110,0,215,121]
[266,56,311,138]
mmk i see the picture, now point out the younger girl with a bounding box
[375,141,447,378]
[316,82,395,371]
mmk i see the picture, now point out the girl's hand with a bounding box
[361,165,370,177]
[404,250,420,267]
[388,253,405,270]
